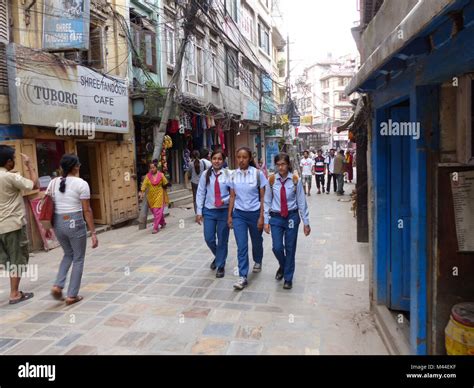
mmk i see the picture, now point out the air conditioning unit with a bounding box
[234,77,240,87]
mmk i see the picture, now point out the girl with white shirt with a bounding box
[48,154,98,306]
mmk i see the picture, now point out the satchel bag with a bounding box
[39,178,58,230]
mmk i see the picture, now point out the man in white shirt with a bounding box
[300,150,315,196]
[0,145,38,304]
[325,148,337,194]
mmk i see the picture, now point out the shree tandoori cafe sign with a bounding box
[43,0,90,51]
[7,44,129,133]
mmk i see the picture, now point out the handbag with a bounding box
[39,178,58,230]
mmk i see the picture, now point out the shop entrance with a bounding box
[76,142,107,224]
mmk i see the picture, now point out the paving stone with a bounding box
[181,307,211,319]
[104,314,139,329]
[235,325,263,340]
[0,338,21,352]
[238,292,270,304]
[55,333,83,347]
[185,278,215,288]
[202,323,234,337]
[5,339,54,355]
[65,345,98,355]
[191,337,228,355]
[205,290,237,302]
[173,287,207,299]
[156,276,187,285]
[26,312,63,324]
[226,341,263,355]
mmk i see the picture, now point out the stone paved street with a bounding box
[0,182,387,355]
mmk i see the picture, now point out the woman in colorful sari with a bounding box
[139,160,168,234]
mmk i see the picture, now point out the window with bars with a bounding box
[209,41,218,85]
[258,21,270,55]
[165,24,176,66]
[240,4,254,43]
[240,60,255,98]
[225,0,238,23]
[226,46,239,88]
[0,1,9,95]
[184,36,204,96]
[64,21,105,70]
[130,14,157,73]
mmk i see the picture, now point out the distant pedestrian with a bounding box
[188,150,211,214]
[345,150,354,183]
[49,154,98,306]
[300,150,314,196]
[334,150,346,196]
[228,147,268,291]
[264,153,310,290]
[0,146,38,304]
[195,149,231,278]
[313,149,326,194]
[140,160,168,234]
[325,149,337,194]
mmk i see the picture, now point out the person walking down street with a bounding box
[188,150,212,214]
[195,149,231,278]
[0,146,38,305]
[264,153,311,290]
[345,150,354,183]
[300,150,314,196]
[313,149,326,194]
[334,150,346,196]
[49,154,98,306]
[140,160,169,234]
[325,149,337,194]
[228,147,268,291]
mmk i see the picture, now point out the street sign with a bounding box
[291,116,300,126]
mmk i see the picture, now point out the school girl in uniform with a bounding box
[264,153,311,289]
[227,147,268,290]
[195,149,231,278]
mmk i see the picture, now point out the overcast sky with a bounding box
[277,0,360,79]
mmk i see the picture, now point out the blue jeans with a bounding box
[203,207,230,269]
[269,210,300,282]
[232,209,263,278]
[53,211,87,298]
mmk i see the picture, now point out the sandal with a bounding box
[51,286,64,301]
[9,291,34,305]
[65,296,83,306]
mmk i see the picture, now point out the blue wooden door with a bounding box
[388,106,411,311]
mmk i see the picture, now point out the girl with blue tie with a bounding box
[228,147,268,290]
[195,149,231,278]
[264,153,311,290]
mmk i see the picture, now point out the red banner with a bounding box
[29,198,60,251]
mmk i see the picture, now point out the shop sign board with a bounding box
[8,44,129,133]
[450,170,474,252]
[43,0,90,51]
[0,125,23,140]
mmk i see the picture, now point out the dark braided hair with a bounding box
[59,154,80,193]
[236,146,256,168]
[205,149,226,186]
[192,150,201,175]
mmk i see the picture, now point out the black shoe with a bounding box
[283,281,293,290]
[275,267,284,281]
[216,267,225,278]
[210,259,217,270]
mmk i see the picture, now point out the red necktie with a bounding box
[214,172,223,207]
[280,178,288,217]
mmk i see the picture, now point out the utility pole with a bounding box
[285,34,301,175]
[138,0,200,230]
